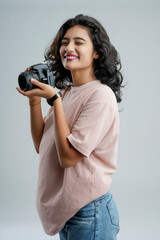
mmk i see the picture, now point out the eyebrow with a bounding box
[62,37,86,41]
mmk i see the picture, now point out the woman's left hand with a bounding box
[16,78,57,99]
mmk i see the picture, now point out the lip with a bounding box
[64,53,79,61]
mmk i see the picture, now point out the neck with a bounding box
[71,69,96,87]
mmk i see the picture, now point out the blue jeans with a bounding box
[59,191,120,240]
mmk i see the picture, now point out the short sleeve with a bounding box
[67,95,116,158]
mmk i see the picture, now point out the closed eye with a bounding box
[61,41,83,46]
[75,42,84,45]
[61,41,68,46]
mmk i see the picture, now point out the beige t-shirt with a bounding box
[36,80,119,235]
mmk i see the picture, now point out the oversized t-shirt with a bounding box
[36,80,119,235]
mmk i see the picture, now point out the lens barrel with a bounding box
[18,72,36,91]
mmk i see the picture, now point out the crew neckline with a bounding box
[71,80,100,91]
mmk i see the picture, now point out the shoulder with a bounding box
[89,81,117,105]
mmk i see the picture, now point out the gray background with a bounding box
[0,0,160,239]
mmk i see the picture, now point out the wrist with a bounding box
[29,100,41,107]
[29,97,41,105]
[47,92,62,106]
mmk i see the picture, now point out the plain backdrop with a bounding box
[0,0,160,239]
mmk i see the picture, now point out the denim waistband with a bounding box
[83,191,112,208]
[78,191,112,211]
[94,190,111,203]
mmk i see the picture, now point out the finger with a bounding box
[31,79,44,89]
[16,87,26,96]
[25,68,30,72]
[16,87,35,97]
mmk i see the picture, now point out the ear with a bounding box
[94,52,99,59]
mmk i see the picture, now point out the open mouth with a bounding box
[64,54,79,61]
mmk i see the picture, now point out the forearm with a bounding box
[30,103,44,153]
[53,97,83,168]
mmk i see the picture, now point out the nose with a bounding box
[65,41,74,52]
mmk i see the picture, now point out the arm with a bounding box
[53,97,84,168]
[17,69,44,154]
[16,89,45,153]
[29,100,45,153]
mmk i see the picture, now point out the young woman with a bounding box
[17,14,123,240]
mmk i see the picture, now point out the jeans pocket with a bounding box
[106,197,119,227]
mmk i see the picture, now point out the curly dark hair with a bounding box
[44,14,123,102]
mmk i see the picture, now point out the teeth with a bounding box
[66,56,78,59]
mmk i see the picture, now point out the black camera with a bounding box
[18,63,55,91]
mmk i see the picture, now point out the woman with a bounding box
[17,14,123,240]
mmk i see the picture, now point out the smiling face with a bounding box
[59,25,98,75]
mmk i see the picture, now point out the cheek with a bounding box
[59,47,64,59]
[84,49,95,61]
[59,48,66,67]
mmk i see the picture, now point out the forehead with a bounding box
[63,25,91,39]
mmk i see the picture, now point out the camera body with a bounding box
[18,63,54,91]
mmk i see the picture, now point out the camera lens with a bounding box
[18,75,27,91]
[18,72,33,91]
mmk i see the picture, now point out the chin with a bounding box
[63,64,79,71]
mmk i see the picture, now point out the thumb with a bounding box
[31,78,43,88]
